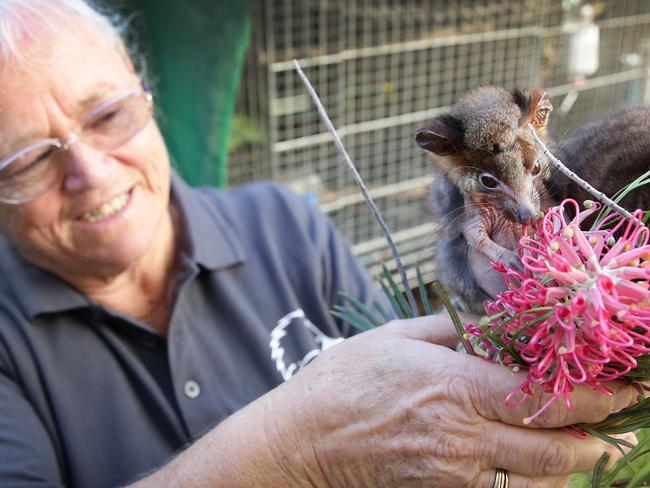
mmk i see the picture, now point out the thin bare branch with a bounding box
[528,124,634,220]
[293,60,419,316]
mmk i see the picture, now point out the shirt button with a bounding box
[183,380,201,399]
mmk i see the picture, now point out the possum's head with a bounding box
[415,86,553,224]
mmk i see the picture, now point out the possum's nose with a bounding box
[513,194,538,225]
[516,207,535,224]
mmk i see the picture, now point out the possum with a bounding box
[415,86,554,313]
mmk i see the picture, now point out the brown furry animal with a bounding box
[547,107,650,214]
[415,86,554,313]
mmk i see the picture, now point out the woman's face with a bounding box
[0,28,173,281]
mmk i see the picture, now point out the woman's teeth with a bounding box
[81,192,129,222]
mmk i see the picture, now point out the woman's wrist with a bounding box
[128,386,314,488]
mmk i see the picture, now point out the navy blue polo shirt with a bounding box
[0,173,390,487]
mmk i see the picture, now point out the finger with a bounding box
[467,357,637,427]
[389,312,481,347]
[475,469,569,488]
[482,420,629,477]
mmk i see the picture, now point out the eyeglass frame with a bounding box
[0,80,154,204]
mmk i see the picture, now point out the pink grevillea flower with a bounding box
[466,199,650,423]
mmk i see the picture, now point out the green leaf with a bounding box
[568,473,592,488]
[624,455,650,488]
[338,292,383,328]
[416,265,434,316]
[431,280,473,355]
[585,429,650,487]
[592,452,609,488]
[379,279,409,319]
[332,307,376,332]
[372,299,394,323]
[583,397,650,435]
[592,168,650,227]
[381,263,414,317]
[332,263,447,332]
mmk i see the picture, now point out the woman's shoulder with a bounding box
[204,181,310,212]
[197,181,324,233]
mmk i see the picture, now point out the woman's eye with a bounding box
[531,160,542,176]
[479,173,499,189]
[88,109,118,129]
[16,147,55,172]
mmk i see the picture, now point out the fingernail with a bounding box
[612,387,635,412]
[604,434,638,468]
[617,433,639,452]
[604,448,624,470]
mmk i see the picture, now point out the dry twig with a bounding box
[294,60,419,315]
[528,124,634,220]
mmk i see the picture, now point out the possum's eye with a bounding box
[531,159,542,176]
[478,172,500,190]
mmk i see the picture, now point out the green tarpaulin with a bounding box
[125,0,251,187]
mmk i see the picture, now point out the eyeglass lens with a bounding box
[0,90,152,204]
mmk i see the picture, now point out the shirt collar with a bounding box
[0,241,89,319]
[170,171,245,270]
[2,171,245,319]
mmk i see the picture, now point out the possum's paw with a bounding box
[503,250,523,272]
[494,249,523,272]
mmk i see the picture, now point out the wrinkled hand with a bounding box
[264,313,636,488]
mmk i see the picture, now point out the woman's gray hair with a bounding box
[0,0,144,76]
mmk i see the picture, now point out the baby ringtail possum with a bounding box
[415,86,554,313]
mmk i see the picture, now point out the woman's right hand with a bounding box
[264,313,635,487]
[133,312,635,488]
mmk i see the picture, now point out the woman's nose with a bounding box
[61,140,115,193]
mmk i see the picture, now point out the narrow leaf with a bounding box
[416,265,434,316]
[380,279,409,319]
[592,452,609,488]
[372,299,394,323]
[338,292,383,328]
[332,307,375,332]
[381,263,414,318]
[431,281,474,355]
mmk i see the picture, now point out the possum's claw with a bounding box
[497,249,523,272]
[507,251,524,272]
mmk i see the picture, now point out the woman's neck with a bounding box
[65,204,181,335]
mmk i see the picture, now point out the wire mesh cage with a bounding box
[228,0,650,286]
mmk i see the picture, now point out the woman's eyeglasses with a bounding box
[0,83,153,204]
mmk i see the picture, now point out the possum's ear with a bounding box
[515,89,553,129]
[415,115,462,155]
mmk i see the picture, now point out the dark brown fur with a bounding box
[546,107,650,214]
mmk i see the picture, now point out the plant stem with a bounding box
[527,124,634,220]
[294,60,419,314]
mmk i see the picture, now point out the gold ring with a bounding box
[493,467,509,488]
